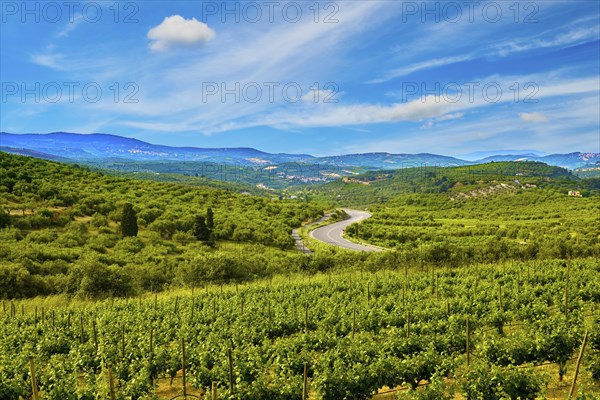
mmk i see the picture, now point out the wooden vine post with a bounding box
[212,381,218,400]
[108,365,116,400]
[466,315,471,367]
[80,315,85,343]
[302,362,308,400]
[228,348,235,395]
[568,330,588,399]
[29,356,39,400]
[181,338,187,397]
[92,319,98,350]
[352,305,356,339]
[121,323,126,358]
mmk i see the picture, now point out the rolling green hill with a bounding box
[311,161,599,206]
[306,161,600,266]
[0,152,326,298]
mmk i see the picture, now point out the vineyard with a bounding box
[1,257,599,399]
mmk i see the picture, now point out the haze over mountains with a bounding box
[1,132,598,171]
[459,150,549,161]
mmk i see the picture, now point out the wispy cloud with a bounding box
[372,23,599,83]
[519,112,548,123]
[193,74,599,134]
[494,26,600,56]
[57,16,84,38]
[368,55,473,83]
[339,95,599,155]
[30,17,86,71]
[30,51,65,70]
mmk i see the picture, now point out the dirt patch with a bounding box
[154,370,205,399]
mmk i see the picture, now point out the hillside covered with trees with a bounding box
[312,161,599,206]
[0,152,325,298]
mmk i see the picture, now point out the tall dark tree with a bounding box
[121,203,138,237]
[206,207,214,230]
[193,215,211,241]
[0,209,11,228]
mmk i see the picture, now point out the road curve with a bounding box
[292,214,330,254]
[310,209,382,252]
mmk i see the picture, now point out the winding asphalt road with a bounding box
[310,209,383,252]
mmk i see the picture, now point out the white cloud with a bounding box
[519,112,548,123]
[369,55,473,83]
[437,112,464,121]
[200,95,463,133]
[148,15,215,52]
[301,89,338,104]
[30,53,65,70]
[57,16,84,38]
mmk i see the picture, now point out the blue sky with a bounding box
[1,0,599,156]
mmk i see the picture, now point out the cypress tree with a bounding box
[206,207,214,230]
[121,203,138,237]
[193,215,210,241]
[0,209,10,228]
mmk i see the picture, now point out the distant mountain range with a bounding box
[1,132,598,171]
[0,132,310,165]
[459,149,548,161]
